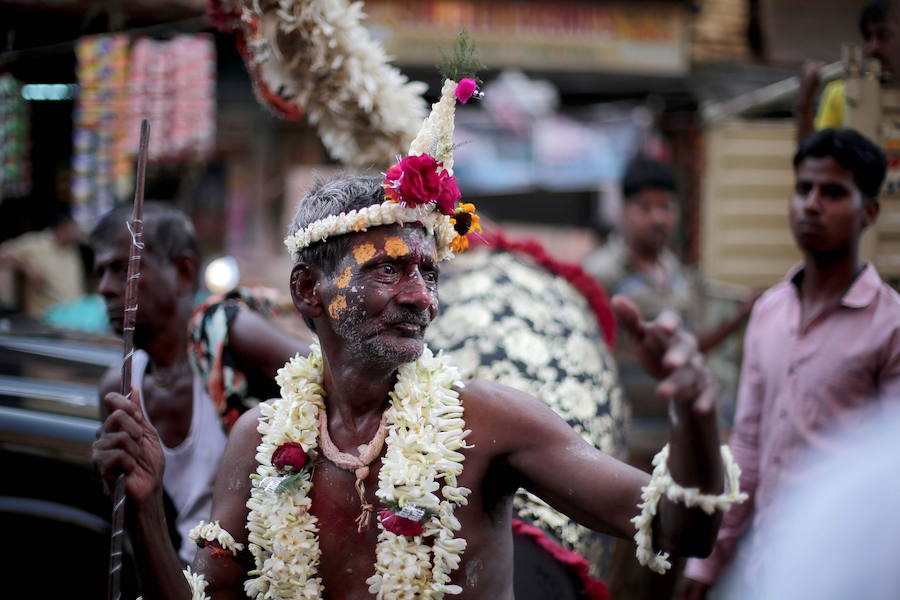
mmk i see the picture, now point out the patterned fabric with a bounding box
[425,247,627,576]
[188,287,282,431]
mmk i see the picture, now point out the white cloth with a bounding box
[131,349,227,564]
[721,405,900,599]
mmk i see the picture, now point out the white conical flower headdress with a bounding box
[285,32,484,260]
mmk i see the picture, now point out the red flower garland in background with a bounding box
[478,230,617,349]
[512,519,610,600]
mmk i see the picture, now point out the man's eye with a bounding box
[379,264,396,275]
[423,270,438,283]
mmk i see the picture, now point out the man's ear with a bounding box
[172,252,199,296]
[291,263,323,320]
[862,198,880,230]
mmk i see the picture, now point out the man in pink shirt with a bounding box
[680,128,900,598]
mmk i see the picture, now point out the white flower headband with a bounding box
[285,34,485,261]
[284,201,458,261]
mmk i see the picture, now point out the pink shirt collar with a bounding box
[786,262,881,309]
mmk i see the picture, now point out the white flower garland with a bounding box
[241,343,471,600]
[632,444,748,574]
[237,0,427,167]
[183,567,211,600]
[284,201,457,261]
[188,520,245,554]
[408,79,459,174]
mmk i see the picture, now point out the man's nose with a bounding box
[865,37,883,61]
[97,270,122,298]
[396,270,434,311]
[802,189,823,212]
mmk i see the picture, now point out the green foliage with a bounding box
[439,30,484,85]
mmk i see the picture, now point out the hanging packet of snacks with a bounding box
[125,34,216,164]
[71,34,129,227]
[170,35,216,160]
[126,38,172,162]
[0,74,31,200]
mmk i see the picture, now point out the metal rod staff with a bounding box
[108,117,150,600]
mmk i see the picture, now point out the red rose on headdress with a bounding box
[272,442,308,473]
[378,509,424,536]
[395,154,442,207]
[436,174,461,216]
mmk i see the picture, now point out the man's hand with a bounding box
[92,388,165,504]
[613,295,711,407]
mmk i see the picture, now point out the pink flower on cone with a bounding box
[272,442,308,473]
[456,78,477,104]
[378,509,424,536]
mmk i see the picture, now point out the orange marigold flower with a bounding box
[449,234,470,254]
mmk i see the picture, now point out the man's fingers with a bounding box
[611,295,645,340]
[657,356,707,402]
[102,408,145,441]
[91,447,137,481]
[662,331,698,371]
[103,391,144,424]
[655,309,681,336]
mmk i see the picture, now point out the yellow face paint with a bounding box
[335,266,352,289]
[353,243,376,264]
[328,295,347,319]
[384,236,410,258]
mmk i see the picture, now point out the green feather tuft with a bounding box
[438,30,485,86]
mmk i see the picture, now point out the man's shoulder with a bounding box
[582,242,627,288]
[226,401,265,448]
[753,281,791,311]
[0,229,48,255]
[458,378,566,436]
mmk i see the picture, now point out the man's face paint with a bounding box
[328,295,348,319]
[384,236,410,258]
[353,243,376,265]
[322,224,439,367]
[335,266,352,289]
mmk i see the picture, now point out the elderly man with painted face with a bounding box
[93,170,745,599]
[680,129,900,598]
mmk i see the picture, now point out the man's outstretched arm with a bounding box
[480,296,727,558]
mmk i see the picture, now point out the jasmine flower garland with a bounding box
[237,343,472,600]
[632,444,747,574]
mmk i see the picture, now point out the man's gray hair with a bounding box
[288,174,385,275]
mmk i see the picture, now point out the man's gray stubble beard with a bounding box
[332,301,425,369]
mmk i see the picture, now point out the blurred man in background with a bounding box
[0,210,85,318]
[90,202,306,563]
[584,156,756,446]
[681,128,900,598]
[796,0,899,143]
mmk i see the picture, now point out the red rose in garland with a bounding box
[378,509,425,536]
[272,442,308,473]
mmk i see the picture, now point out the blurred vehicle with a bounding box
[0,314,134,597]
